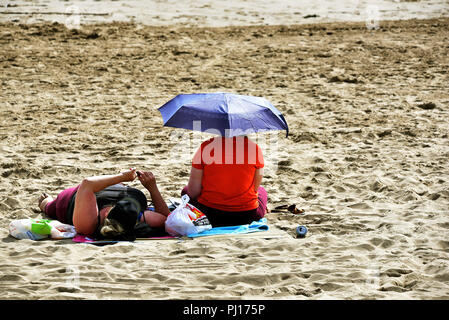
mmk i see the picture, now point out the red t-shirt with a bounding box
[192,136,264,211]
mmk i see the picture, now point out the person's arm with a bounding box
[137,171,170,216]
[187,167,203,200]
[254,168,263,192]
[253,142,264,192]
[73,169,137,235]
[81,169,136,193]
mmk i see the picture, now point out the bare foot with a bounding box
[38,193,53,212]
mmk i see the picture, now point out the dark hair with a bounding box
[99,197,140,240]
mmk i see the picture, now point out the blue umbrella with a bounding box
[157,93,289,137]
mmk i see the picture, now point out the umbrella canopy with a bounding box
[157,93,289,137]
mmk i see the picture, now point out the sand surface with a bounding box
[1,17,449,299]
[1,0,449,27]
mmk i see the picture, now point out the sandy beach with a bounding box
[0,1,449,300]
[1,0,449,27]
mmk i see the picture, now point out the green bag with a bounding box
[30,219,53,235]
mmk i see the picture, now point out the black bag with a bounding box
[133,222,168,238]
[94,184,147,214]
[66,184,149,241]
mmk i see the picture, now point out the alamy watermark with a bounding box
[64,5,81,30]
[65,265,80,290]
[365,260,381,290]
[354,0,382,30]
[167,120,283,173]
[365,4,380,30]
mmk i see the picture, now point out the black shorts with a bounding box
[193,201,261,228]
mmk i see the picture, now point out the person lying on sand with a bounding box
[38,169,170,240]
[182,136,268,227]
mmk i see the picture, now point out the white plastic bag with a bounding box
[165,194,212,236]
[9,218,77,240]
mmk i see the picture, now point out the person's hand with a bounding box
[137,170,157,191]
[121,168,137,182]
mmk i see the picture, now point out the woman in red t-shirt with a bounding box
[182,136,268,227]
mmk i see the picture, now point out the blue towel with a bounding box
[187,218,268,238]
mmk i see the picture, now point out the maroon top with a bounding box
[45,185,80,224]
